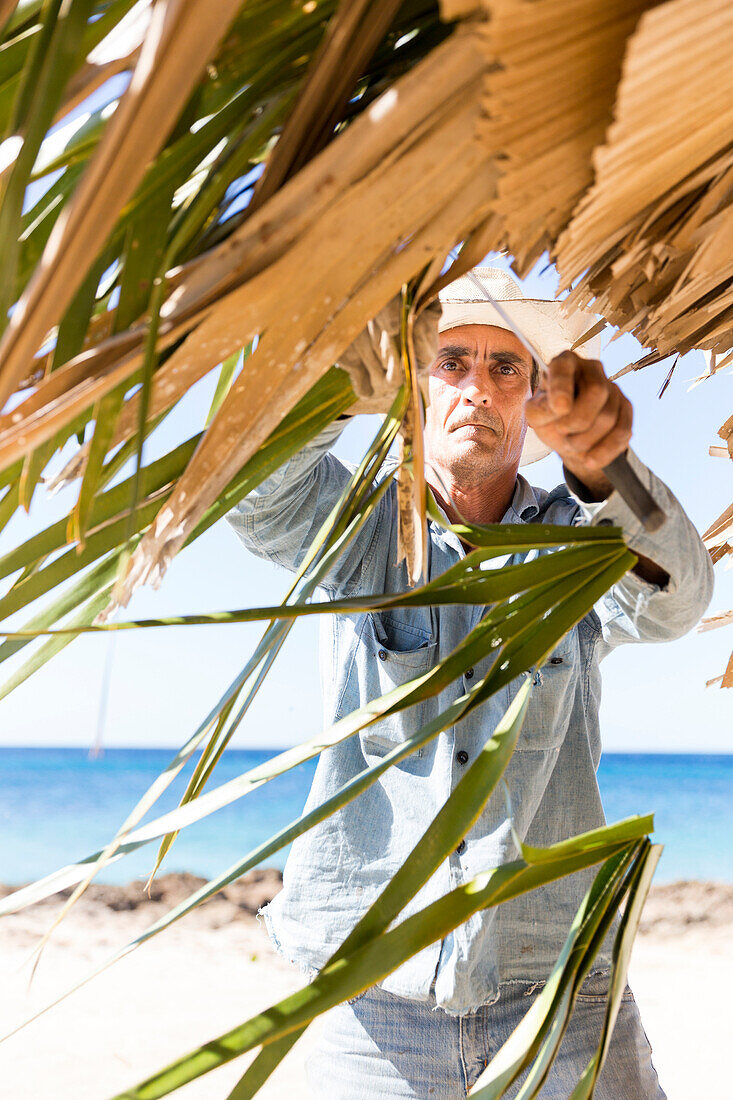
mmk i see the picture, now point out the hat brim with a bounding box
[519,428,551,466]
[439,299,602,362]
[438,299,602,467]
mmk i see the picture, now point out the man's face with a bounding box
[424,324,534,488]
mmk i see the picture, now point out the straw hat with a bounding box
[438,267,602,465]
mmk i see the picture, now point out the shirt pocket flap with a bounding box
[360,613,438,757]
[514,627,580,752]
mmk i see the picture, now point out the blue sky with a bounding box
[0,250,731,754]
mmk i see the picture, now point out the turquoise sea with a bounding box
[1,748,731,886]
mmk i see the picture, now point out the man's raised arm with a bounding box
[525,349,714,651]
[226,297,439,594]
[566,446,714,652]
[226,419,384,596]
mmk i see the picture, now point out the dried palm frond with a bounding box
[556,0,733,361]
[471,0,732,685]
[700,498,733,683]
[481,0,653,275]
[111,24,494,602]
[2,0,731,615]
[247,0,405,211]
[714,412,733,460]
[705,650,733,690]
[0,0,468,677]
[699,609,733,633]
[0,0,726,670]
[0,0,249,408]
[0,1,453,487]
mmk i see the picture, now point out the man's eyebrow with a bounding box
[487,350,529,367]
[436,344,471,358]
[436,345,530,368]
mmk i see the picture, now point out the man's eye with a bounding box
[497,363,517,375]
[439,359,459,371]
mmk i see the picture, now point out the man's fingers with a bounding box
[525,359,608,429]
[551,360,609,434]
[562,387,623,453]
[525,350,633,471]
[544,351,577,415]
[524,390,557,428]
[573,396,633,469]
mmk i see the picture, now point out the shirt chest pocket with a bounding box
[514,626,581,752]
[357,612,437,761]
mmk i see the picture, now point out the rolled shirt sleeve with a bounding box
[564,448,714,653]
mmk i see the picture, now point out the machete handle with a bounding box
[601,452,666,532]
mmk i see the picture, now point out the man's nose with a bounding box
[461,377,492,406]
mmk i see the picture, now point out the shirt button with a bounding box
[456,750,469,765]
[455,839,466,856]
[378,649,387,661]
[464,668,474,680]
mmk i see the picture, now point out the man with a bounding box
[227,267,713,1098]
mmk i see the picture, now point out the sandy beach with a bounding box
[0,873,731,1100]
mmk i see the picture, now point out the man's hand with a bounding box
[525,351,632,500]
[338,297,440,415]
[527,351,669,588]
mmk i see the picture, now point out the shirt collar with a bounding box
[503,474,541,523]
[429,474,541,556]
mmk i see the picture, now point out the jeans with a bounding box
[305,971,667,1099]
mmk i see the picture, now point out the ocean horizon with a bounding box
[2,747,732,887]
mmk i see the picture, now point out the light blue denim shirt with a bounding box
[226,423,713,1014]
